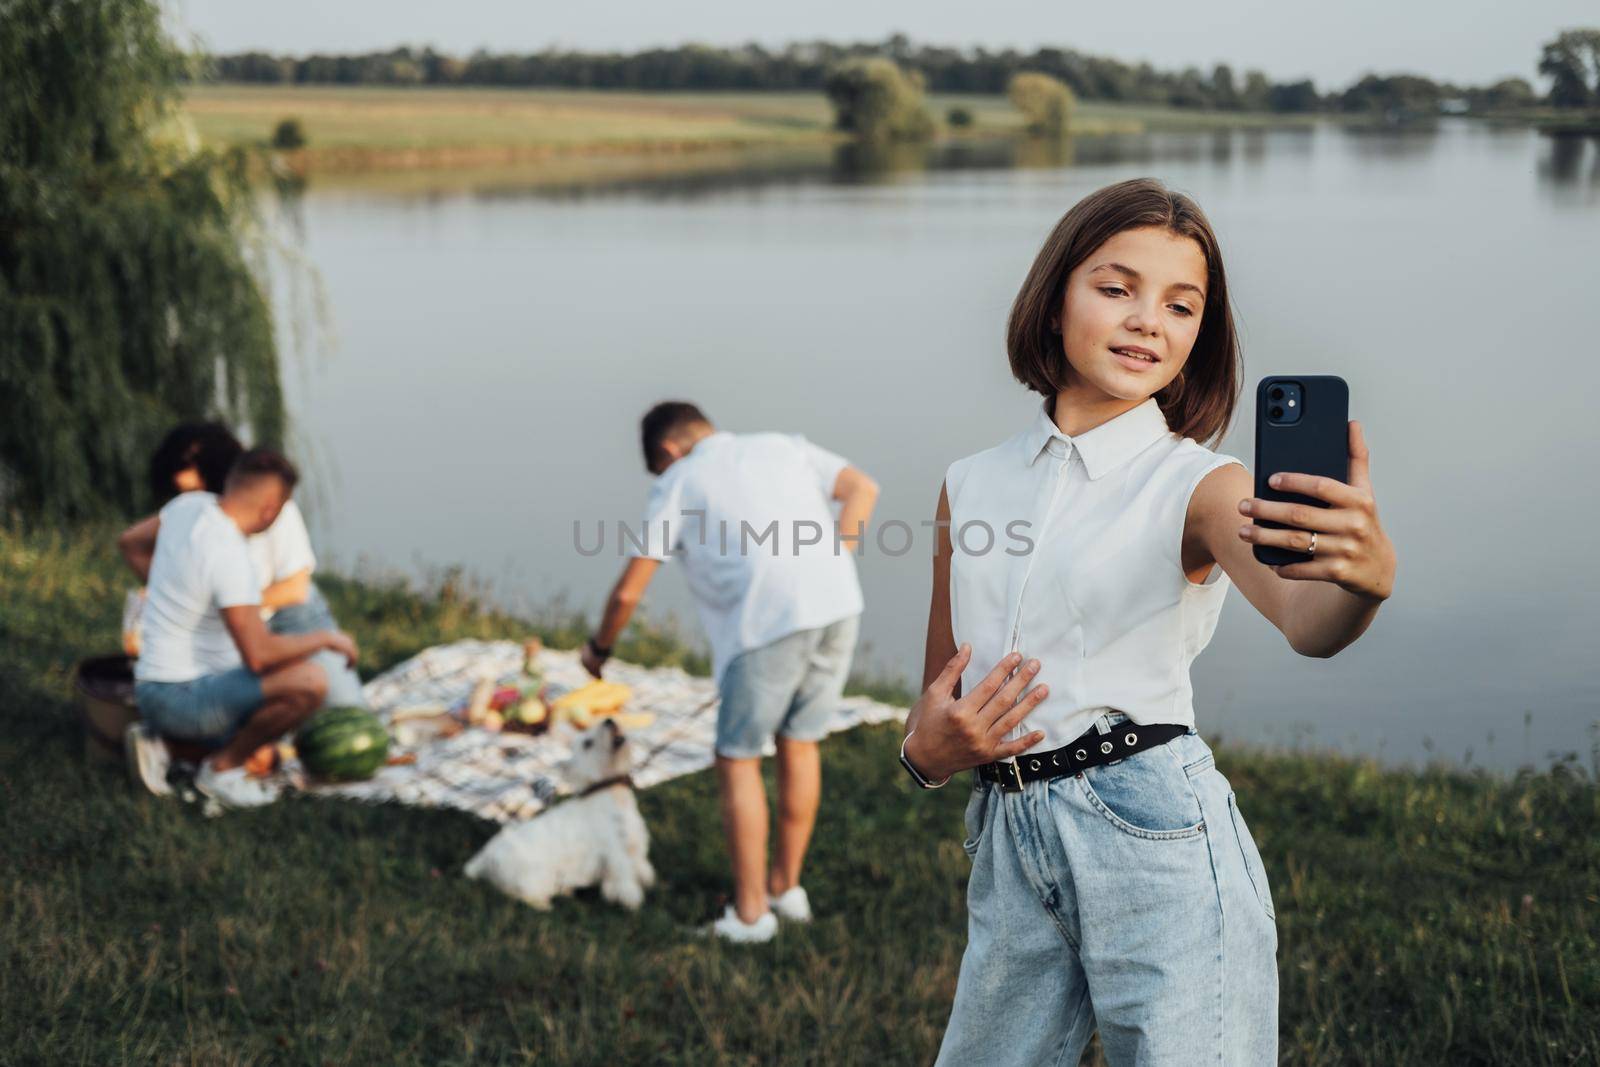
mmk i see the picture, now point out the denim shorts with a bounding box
[715,614,859,759]
[269,584,367,709]
[134,667,263,745]
[935,713,1278,1066]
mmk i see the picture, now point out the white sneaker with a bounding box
[124,723,172,797]
[704,905,778,944]
[195,760,280,809]
[768,885,813,923]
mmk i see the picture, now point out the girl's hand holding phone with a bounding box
[904,645,1049,783]
[1238,420,1396,601]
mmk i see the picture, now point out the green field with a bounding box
[181,85,1327,174]
[3,523,1596,1064]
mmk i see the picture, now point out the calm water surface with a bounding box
[276,121,1600,771]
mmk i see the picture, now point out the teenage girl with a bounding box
[897,178,1397,1065]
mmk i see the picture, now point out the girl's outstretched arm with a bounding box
[1188,421,1397,658]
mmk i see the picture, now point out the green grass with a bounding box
[3,522,1597,1064]
[183,85,835,156]
[180,84,1333,176]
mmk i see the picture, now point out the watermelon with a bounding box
[297,706,389,781]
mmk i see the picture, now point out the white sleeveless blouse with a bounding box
[945,396,1244,754]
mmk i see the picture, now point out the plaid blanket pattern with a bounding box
[305,639,906,822]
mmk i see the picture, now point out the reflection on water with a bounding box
[1540,133,1600,188]
[276,118,1600,772]
[1337,125,1443,160]
[833,136,1077,178]
[288,121,1600,209]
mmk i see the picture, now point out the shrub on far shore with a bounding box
[1008,71,1076,135]
[271,117,307,149]
[823,57,934,141]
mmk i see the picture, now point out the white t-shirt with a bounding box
[248,499,316,589]
[945,397,1244,754]
[134,492,262,683]
[628,432,864,685]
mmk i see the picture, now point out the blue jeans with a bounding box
[135,667,263,745]
[936,714,1278,1066]
[715,614,859,758]
[269,584,367,709]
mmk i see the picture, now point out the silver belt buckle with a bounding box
[997,759,1025,792]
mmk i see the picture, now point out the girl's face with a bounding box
[1052,225,1208,404]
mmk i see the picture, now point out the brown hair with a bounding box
[147,422,242,504]
[225,448,299,494]
[1006,178,1241,447]
[640,401,711,474]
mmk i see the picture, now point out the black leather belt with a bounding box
[978,722,1188,792]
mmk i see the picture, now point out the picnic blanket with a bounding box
[303,639,907,823]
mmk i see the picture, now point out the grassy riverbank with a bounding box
[2,523,1596,1064]
[182,84,1328,176]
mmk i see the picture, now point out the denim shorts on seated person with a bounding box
[269,584,367,709]
[715,614,859,759]
[134,667,263,746]
[935,712,1279,1067]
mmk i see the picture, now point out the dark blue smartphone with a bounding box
[1252,376,1349,567]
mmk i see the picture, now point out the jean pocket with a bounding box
[961,783,990,858]
[1077,746,1206,841]
[1227,792,1276,920]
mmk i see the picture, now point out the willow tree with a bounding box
[0,0,285,521]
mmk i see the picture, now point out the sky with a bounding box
[170,1,1592,90]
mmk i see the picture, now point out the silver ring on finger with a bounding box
[1306,530,1318,557]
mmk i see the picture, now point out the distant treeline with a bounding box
[204,35,1556,117]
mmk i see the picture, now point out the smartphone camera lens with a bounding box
[1269,387,1285,401]
[1270,405,1284,419]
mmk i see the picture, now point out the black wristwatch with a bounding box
[585,637,613,660]
[899,729,951,790]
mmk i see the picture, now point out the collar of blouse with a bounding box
[1019,396,1171,480]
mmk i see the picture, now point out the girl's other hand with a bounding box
[1237,420,1397,601]
[904,645,1049,783]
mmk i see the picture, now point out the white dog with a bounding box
[464,718,656,910]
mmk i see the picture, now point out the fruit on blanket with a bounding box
[489,686,521,712]
[551,680,631,715]
[392,713,462,746]
[506,697,547,726]
[296,706,390,781]
[547,679,635,730]
[465,678,495,724]
[243,743,279,778]
[609,711,655,731]
[390,704,449,722]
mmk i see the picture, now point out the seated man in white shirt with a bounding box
[129,449,357,809]
[583,402,878,943]
[120,421,367,709]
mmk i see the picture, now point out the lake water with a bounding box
[275,121,1600,772]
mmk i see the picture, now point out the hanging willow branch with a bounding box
[0,0,286,521]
